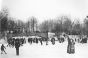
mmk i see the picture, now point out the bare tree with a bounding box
[83,16,88,35]
[30,17,37,32]
[25,20,31,34]
[39,20,49,33]
[7,17,16,31]
[0,8,9,33]
[72,20,81,35]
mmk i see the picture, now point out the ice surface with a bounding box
[0,40,88,58]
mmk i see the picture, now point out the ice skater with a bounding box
[1,44,7,54]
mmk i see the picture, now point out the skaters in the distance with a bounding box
[1,44,7,54]
[51,38,55,45]
[39,38,43,45]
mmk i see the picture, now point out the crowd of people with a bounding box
[7,37,26,48]
[28,37,48,45]
[0,35,88,55]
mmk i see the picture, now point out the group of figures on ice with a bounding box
[0,38,25,56]
[0,34,88,55]
[67,35,87,54]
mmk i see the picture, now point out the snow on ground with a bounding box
[0,40,88,58]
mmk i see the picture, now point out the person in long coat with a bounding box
[15,39,20,56]
[51,38,55,45]
[28,38,31,43]
[67,38,75,54]
[82,37,87,43]
[67,37,71,53]
[36,38,38,44]
[70,39,75,54]
[39,38,43,45]
[1,44,7,54]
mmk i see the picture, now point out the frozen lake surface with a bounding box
[0,40,88,58]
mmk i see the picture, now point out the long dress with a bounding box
[70,40,75,54]
[67,38,75,54]
[67,38,71,53]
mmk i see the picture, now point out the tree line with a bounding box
[0,8,88,37]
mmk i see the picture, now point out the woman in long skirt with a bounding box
[67,39,75,54]
[67,38,71,53]
[70,39,75,54]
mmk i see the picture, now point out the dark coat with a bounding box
[1,44,6,51]
[15,39,20,48]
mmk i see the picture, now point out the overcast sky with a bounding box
[0,0,2,11]
[1,0,88,23]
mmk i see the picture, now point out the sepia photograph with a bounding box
[0,0,88,58]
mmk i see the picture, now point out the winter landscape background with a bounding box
[0,0,88,58]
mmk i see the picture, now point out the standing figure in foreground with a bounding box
[1,44,7,54]
[67,37,71,53]
[70,39,75,54]
[15,38,20,56]
[67,37,75,54]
